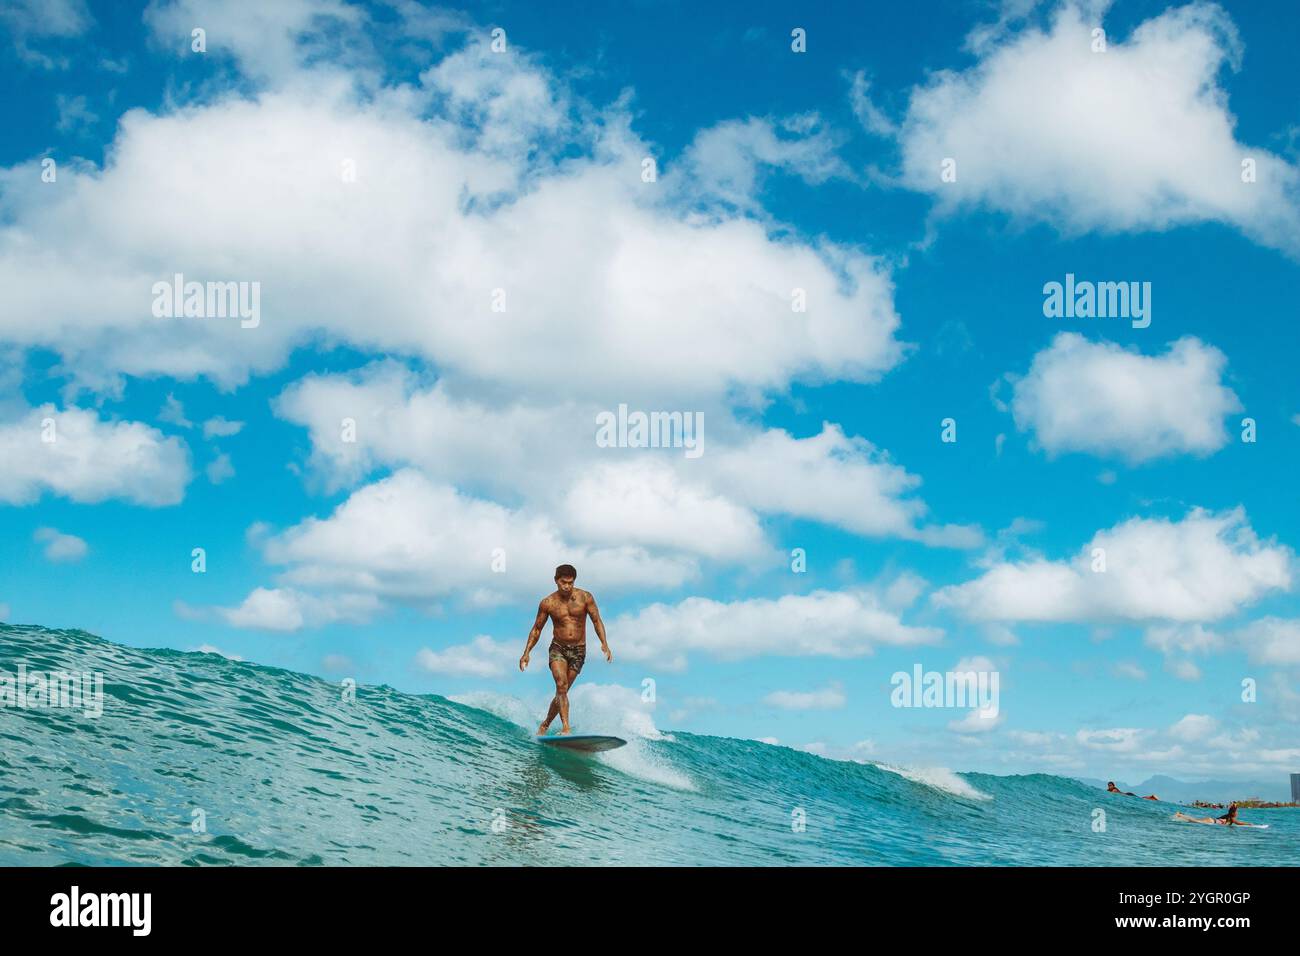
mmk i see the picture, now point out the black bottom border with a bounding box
[1,865,1285,940]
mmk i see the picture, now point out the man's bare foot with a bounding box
[537,723,549,736]
[559,725,572,735]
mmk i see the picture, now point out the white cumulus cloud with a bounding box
[1235,618,1300,666]
[0,404,191,505]
[1007,333,1241,463]
[763,683,847,710]
[252,469,698,616]
[415,635,519,678]
[935,507,1291,623]
[613,589,943,671]
[216,586,378,632]
[33,526,88,562]
[871,0,1300,254]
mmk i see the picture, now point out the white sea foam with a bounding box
[451,683,696,791]
[451,690,536,729]
[877,763,991,801]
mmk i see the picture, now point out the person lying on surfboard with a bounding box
[1176,803,1264,827]
[518,563,612,736]
[1107,781,1159,800]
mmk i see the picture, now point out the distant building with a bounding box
[1292,773,1300,803]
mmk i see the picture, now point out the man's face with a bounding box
[556,576,575,595]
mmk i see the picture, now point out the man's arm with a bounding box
[519,601,548,670]
[588,592,612,662]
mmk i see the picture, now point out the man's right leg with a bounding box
[538,695,560,735]
[538,657,569,734]
[553,658,574,733]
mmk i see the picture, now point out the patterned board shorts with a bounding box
[548,641,586,675]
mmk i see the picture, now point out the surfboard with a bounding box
[1173,811,1269,828]
[535,734,627,752]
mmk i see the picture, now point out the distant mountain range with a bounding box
[1077,774,1293,803]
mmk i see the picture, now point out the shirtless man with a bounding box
[518,564,612,735]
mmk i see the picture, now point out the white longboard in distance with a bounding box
[535,734,627,753]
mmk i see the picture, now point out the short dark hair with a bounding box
[555,564,577,580]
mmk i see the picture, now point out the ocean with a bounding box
[1,624,1294,866]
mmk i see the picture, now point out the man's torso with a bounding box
[546,589,591,645]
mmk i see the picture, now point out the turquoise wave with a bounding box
[0,624,1294,866]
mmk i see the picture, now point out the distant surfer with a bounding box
[519,564,612,736]
[1176,803,1262,827]
[1107,781,1159,800]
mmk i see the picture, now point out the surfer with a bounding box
[519,564,612,736]
[1107,781,1159,800]
[1176,803,1261,826]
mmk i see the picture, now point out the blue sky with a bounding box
[1,0,1299,784]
